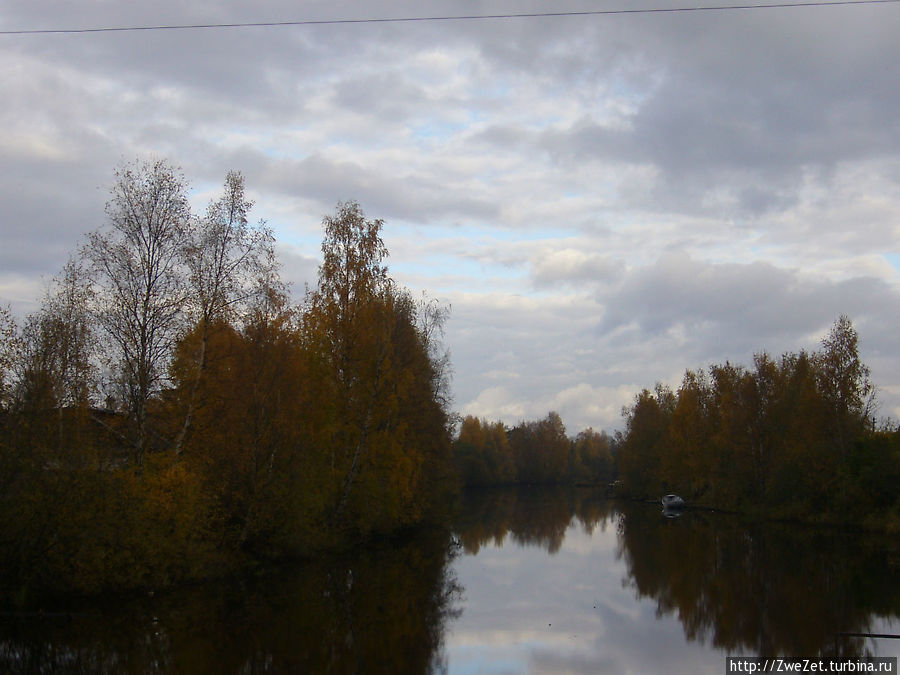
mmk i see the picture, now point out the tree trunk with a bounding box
[172,322,209,458]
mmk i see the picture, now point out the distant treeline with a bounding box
[451,317,899,530]
[0,160,455,605]
[617,316,900,529]
[452,412,617,487]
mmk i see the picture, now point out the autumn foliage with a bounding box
[452,412,617,487]
[0,163,455,605]
[616,317,900,527]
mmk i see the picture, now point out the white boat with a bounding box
[661,494,685,509]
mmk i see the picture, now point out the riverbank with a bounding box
[613,490,900,535]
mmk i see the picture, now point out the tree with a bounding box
[170,290,318,553]
[315,201,390,324]
[571,428,614,485]
[616,316,883,517]
[0,306,19,413]
[15,259,96,457]
[453,416,490,486]
[303,201,452,533]
[0,306,21,500]
[415,293,453,414]
[618,385,674,498]
[509,412,569,484]
[664,369,713,499]
[536,411,570,482]
[303,202,391,523]
[817,315,873,458]
[453,416,515,486]
[85,159,191,467]
[173,170,277,455]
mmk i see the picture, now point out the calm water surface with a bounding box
[2,487,897,673]
[446,489,898,673]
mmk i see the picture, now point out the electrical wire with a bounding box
[2,0,899,36]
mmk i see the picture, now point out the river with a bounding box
[1,487,897,673]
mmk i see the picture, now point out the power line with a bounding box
[2,0,899,36]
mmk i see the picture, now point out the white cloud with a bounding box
[460,386,527,422]
[531,249,622,288]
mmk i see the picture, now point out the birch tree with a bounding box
[15,259,96,460]
[172,170,277,455]
[303,202,392,523]
[302,202,454,532]
[0,306,17,414]
[818,315,874,457]
[85,159,190,467]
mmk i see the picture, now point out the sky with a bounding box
[2,0,899,434]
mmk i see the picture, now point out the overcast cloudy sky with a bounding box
[2,0,899,433]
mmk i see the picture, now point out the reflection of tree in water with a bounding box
[453,487,616,555]
[616,503,900,657]
[0,528,462,673]
[11,492,895,670]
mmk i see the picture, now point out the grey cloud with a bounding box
[521,5,900,219]
[470,123,534,150]
[331,72,427,121]
[0,153,111,277]
[245,151,502,225]
[599,252,898,364]
[275,244,319,297]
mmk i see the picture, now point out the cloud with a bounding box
[447,518,723,674]
[2,0,900,431]
[451,251,900,432]
[460,386,528,422]
[599,252,897,358]
[531,249,623,288]
[275,243,319,297]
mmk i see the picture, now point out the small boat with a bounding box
[661,494,685,509]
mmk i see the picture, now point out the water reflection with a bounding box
[0,529,461,674]
[2,491,897,673]
[448,488,899,670]
[453,486,614,555]
[616,504,900,657]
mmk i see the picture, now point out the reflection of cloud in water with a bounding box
[446,515,721,674]
[446,490,900,673]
